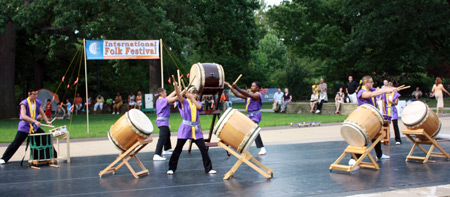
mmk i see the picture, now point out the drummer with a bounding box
[0,88,54,164]
[167,83,216,175]
[225,81,267,155]
[381,82,402,145]
[153,88,178,161]
[349,76,395,168]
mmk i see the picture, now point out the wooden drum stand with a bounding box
[99,136,153,178]
[381,121,391,145]
[330,134,383,173]
[402,128,450,163]
[218,141,273,179]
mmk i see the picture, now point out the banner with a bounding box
[86,40,160,60]
[228,88,279,103]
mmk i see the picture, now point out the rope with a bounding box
[161,40,190,85]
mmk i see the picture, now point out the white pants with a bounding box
[94,103,103,111]
[349,93,358,104]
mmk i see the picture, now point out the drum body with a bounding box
[401,101,441,139]
[341,104,384,147]
[29,133,55,162]
[213,108,260,153]
[189,63,225,94]
[108,109,153,151]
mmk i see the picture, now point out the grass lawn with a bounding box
[0,111,347,143]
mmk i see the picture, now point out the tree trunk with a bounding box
[31,59,44,89]
[149,59,162,93]
[0,22,17,119]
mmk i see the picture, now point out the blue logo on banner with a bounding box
[86,40,104,60]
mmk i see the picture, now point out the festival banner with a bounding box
[86,40,160,60]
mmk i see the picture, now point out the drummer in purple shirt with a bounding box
[381,82,402,145]
[167,82,216,175]
[0,88,53,164]
[225,81,267,155]
[349,75,395,169]
[153,88,179,161]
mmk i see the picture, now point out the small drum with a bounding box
[189,63,225,94]
[341,104,384,147]
[29,133,55,162]
[401,101,441,139]
[213,108,261,153]
[108,109,153,151]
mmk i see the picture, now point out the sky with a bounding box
[264,0,284,6]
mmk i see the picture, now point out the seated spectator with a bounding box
[74,93,83,114]
[315,78,328,114]
[136,91,143,110]
[94,95,104,113]
[205,95,213,110]
[127,91,136,110]
[280,88,292,113]
[411,87,423,100]
[310,90,319,113]
[113,92,123,114]
[220,90,231,111]
[83,97,92,113]
[335,87,345,114]
[273,88,283,113]
[105,96,113,112]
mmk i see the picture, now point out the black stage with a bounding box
[1,138,450,196]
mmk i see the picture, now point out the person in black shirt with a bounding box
[280,88,292,113]
[346,76,360,103]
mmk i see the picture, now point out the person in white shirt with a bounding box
[273,88,284,112]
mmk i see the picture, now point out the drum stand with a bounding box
[218,141,273,179]
[99,136,153,178]
[381,122,391,145]
[188,87,223,153]
[402,128,450,163]
[329,135,383,173]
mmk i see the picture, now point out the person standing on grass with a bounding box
[153,88,178,161]
[226,81,267,155]
[0,88,54,164]
[432,77,450,115]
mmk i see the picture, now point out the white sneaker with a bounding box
[112,112,115,114]
[315,110,320,114]
[163,150,173,155]
[167,170,174,175]
[348,159,356,166]
[396,141,401,145]
[0,159,5,164]
[377,154,390,161]
[153,155,166,161]
[208,170,217,174]
[352,166,360,171]
[258,147,267,155]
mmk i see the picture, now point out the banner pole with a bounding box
[83,38,90,134]
[160,39,164,89]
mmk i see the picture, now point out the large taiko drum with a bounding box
[189,63,225,94]
[213,108,261,153]
[340,104,384,147]
[108,109,153,151]
[401,101,441,139]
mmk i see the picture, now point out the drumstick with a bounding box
[181,77,187,89]
[41,124,55,128]
[395,85,410,91]
[50,117,57,123]
[177,70,181,87]
[233,74,243,84]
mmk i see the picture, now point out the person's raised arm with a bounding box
[360,87,394,99]
[187,93,202,109]
[442,85,450,95]
[225,81,245,99]
[233,83,260,101]
[173,81,184,108]
[166,90,180,104]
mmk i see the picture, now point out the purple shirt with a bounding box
[246,93,263,123]
[155,97,170,127]
[18,99,42,133]
[357,88,377,107]
[177,98,203,139]
[382,92,401,120]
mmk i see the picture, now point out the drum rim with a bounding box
[341,122,368,147]
[213,108,235,137]
[402,101,429,126]
[360,104,384,125]
[108,126,127,152]
[190,63,204,92]
[215,63,225,87]
[126,109,152,137]
[238,124,261,153]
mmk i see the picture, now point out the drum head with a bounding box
[189,63,203,92]
[402,101,427,126]
[341,123,367,147]
[127,109,153,134]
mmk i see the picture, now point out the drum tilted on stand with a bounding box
[340,104,384,147]
[189,63,225,94]
[108,109,153,152]
[401,101,441,140]
[213,108,261,153]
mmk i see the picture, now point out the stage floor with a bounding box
[1,138,450,196]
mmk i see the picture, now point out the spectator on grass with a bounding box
[74,93,83,113]
[280,88,292,113]
[105,96,113,112]
[346,76,360,103]
[127,91,136,110]
[94,95,104,113]
[310,90,319,113]
[112,92,123,114]
[273,88,283,113]
[315,78,328,114]
[335,87,345,114]
[411,87,423,101]
[136,91,143,110]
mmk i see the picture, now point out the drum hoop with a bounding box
[198,63,205,89]
[213,108,235,136]
[108,126,127,152]
[342,121,369,145]
[126,111,150,138]
[361,104,384,125]
[238,124,260,152]
[215,63,225,87]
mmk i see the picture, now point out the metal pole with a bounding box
[83,38,90,134]
[160,39,164,89]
